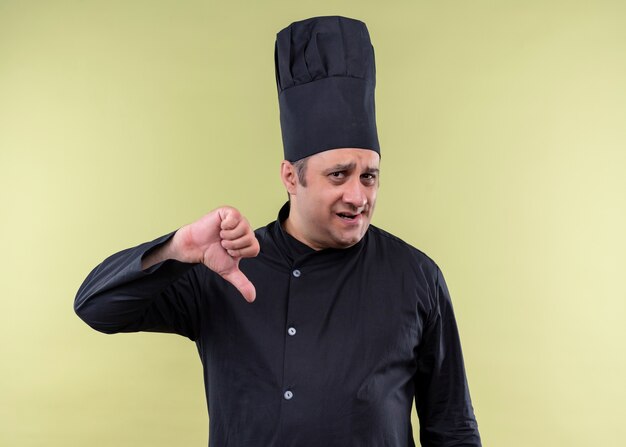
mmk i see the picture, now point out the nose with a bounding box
[342,177,367,209]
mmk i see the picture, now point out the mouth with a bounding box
[336,212,361,221]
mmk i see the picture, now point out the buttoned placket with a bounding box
[282,264,303,404]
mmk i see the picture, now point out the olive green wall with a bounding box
[1,1,624,445]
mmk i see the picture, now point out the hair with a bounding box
[286,156,309,201]
[292,157,309,186]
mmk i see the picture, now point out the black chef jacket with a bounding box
[75,203,481,447]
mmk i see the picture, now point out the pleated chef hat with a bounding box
[275,16,380,162]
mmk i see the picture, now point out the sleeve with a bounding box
[414,266,482,447]
[74,232,206,341]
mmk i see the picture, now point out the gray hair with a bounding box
[292,157,309,186]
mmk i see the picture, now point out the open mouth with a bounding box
[336,212,359,221]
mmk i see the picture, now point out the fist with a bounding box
[174,207,260,302]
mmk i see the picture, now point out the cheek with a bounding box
[313,189,340,207]
[367,189,378,206]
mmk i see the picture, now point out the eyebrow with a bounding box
[323,163,379,175]
[323,163,356,174]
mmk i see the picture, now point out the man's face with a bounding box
[282,148,380,250]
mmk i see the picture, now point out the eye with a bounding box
[361,173,377,184]
[329,171,345,179]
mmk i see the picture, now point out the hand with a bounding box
[171,207,260,302]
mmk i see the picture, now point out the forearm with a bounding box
[74,232,197,335]
[141,233,179,270]
[140,223,207,270]
[74,206,258,334]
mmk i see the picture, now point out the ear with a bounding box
[280,160,298,195]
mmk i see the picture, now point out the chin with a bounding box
[334,233,365,248]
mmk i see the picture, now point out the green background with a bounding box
[1,1,625,445]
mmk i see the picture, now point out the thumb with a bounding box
[222,268,256,303]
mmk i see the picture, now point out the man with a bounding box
[75,16,481,446]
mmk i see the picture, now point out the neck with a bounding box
[282,214,321,251]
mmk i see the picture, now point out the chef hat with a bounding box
[275,16,380,162]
